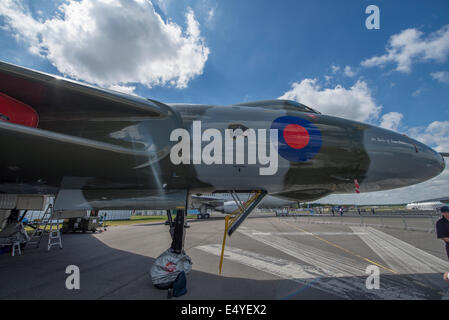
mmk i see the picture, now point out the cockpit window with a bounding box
[233,100,321,114]
[285,100,320,114]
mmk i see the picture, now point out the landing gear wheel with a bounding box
[151,208,191,296]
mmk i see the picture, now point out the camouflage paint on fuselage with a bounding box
[170,101,444,202]
[0,61,445,210]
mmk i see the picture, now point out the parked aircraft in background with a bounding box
[191,193,296,216]
[406,200,449,211]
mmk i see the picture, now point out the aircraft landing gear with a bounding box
[150,208,192,293]
[197,205,210,219]
[170,208,186,254]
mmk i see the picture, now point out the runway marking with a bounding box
[196,244,322,279]
[250,232,367,236]
[350,226,449,274]
[238,227,432,298]
[279,220,449,296]
[195,244,425,299]
[239,227,367,277]
[275,220,398,274]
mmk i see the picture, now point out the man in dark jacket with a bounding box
[436,206,449,283]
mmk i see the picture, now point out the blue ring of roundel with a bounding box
[271,116,322,162]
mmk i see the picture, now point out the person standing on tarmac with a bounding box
[436,206,449,283]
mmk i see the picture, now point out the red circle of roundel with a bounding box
[283,124,310,149]
[271,115,322,162]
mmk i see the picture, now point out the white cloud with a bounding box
[331,65,340,74]
[431,71,449,84]
[361,25,449,73]
[343,66,356,77]
[279,79,382,122]
[0,0,210,89]
[412,86,427,97]
[379,112,403,131]
[207,7,215,23]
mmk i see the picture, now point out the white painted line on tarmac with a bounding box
[350,226,449,274]
[239,227,366,277]
[195,244,424,299]
[238,227,426,298]
[250,232,368,236]
[196,244,322,280]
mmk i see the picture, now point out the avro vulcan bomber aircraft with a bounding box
[0,61,446,265]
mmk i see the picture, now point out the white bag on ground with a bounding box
[150,248,192,289]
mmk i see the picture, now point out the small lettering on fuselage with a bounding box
[370,137,411,146]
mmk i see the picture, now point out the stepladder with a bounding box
[47,217,62,251]
[27,204,62,251]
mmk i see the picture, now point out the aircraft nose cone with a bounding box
[363,126,445,190]
[422,143,446,175]
[433,148,446,173]
[410,137,445,177]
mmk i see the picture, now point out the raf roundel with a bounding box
[271,116,322,162]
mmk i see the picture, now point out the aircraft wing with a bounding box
[190,195,225,209]
[0,61,185,195]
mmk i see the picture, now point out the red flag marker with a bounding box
[354,179,360,194]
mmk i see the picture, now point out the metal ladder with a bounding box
[27,204,62,251]
[12,241,21,256]
[47,213,62,251]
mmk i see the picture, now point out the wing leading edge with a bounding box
[0,61,186,194]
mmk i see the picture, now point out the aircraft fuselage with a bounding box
[168,102,444,201]
[0,60,444,209]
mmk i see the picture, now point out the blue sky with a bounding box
[0,0,448,203]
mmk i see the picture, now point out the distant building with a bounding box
[99,211,132,221]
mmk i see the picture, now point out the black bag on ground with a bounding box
[172,271,187,297]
